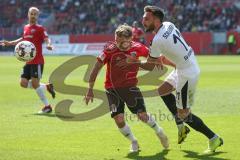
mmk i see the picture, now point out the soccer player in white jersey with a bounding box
[125,5,223,154]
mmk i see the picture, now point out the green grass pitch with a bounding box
[0,55,240,160]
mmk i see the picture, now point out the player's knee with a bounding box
[31,81,39,89]
[20,81,28,88]
[113,114,125,128]
[183,113,198,124]
[116,121,125,128]
[177,109,190,120]
[178,113,188,120]
[158,87,165,96]
[137,112,148,123]
[158,82,174,96]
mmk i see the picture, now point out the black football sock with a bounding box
[184,113,215,139]
[161,93,183,125]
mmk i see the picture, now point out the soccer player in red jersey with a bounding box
[132,21,145,44]
[0,7,55,113]
[84,24,168,152]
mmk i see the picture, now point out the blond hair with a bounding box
[28,7,40,14]
[115,24,132,38]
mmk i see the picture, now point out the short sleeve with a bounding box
[42,27,49,40]
[149,39,162,58]
[137,44,149,58]
[97,41,116,64]
[97,51,108,64]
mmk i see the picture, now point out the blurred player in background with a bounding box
[132,21,145,45]
[84,24,168,152]
[139,5,223,154]
[0,7,55,114]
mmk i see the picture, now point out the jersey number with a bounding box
[173,30,188,51]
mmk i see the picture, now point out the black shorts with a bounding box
[106,87,146,118]
[21,64,44,80]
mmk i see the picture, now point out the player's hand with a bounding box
[155,57,164,70]
[46,44,53,50]
[155,64,164,70]
[116,54,139,69]
[84,88,94,105]
[159,55,176,68]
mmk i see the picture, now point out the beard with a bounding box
[117,42,131,51]
[144,23,155,32]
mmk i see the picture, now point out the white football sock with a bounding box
[40,83,47,90]
[146,113,164,134]
[119,124,137,142]
[36,85,49,106]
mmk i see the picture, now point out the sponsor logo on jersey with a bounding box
[31,29,36,33]
[116,57,120,61]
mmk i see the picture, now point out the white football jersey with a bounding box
[150,22,200,77]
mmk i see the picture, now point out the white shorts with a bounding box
[165,70,199,109]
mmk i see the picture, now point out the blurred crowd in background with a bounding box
[0,0,240,35]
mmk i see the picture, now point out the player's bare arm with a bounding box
[117,54,162,71]
[160,55,176,68]
[116,54,140,69]
[44,38,53,50]
[139,56,161,71]
[0,38,23,46]
[84,60,104,105]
